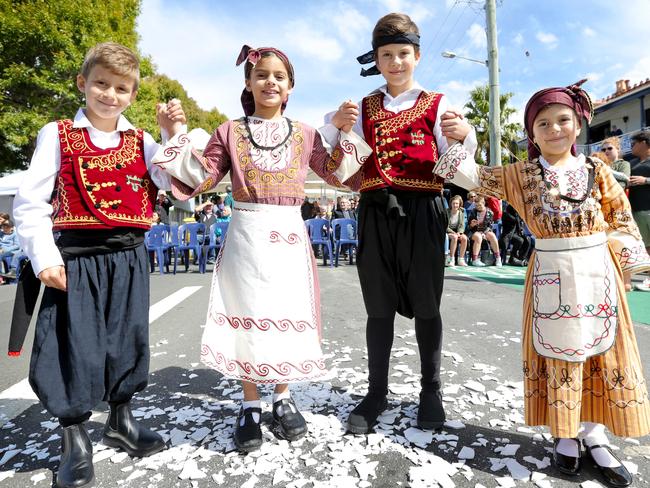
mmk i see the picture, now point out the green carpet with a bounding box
[446,265,650,325]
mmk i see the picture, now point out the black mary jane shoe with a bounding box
[234,407,263,453]
[271,398,308,441]
[584,443,633,487]
[56,424,94,488]
[417,390,446,430]
[347,391,388,435]
[553,438,582,476]
[103,402,166,458]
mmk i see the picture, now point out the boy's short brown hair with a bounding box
[373,13,420,54]
[80,42,140,90]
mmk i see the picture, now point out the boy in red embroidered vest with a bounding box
[12,42,185,488]
[322,13,477,434]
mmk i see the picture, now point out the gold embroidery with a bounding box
[365,92,441,136]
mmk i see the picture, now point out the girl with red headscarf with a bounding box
[153,46,371,452]
[433,80,650,486]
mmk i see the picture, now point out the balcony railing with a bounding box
[577,126,650,156]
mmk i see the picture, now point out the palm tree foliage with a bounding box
[464,85,523,165]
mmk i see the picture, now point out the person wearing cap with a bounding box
[433,80,650,486]
[321,12,477,435]
[154,189,173,224]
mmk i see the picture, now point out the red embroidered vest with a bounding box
[51,119,157,231]
[360,91,444,193]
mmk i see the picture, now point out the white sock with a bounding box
[555,438,580,458]
[581,422,621,468]
[272,389,294,417]
[241,400,261,426]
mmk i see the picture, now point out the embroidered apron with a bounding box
[532,232,618,362]
[200,201,329,384]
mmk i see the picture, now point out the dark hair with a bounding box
[2,219,14,227]
[631,130,650,146]
[372,13,420,54]
[244,51,294,87]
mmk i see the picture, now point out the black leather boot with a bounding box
[417,390,446,430]
[347,390,388,434]
[103,402,166,457]
[56,424,94,488]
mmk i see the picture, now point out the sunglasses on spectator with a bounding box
[601,146,615,151]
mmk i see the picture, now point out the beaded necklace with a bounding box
[243,116,293,151]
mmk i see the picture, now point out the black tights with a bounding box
[366,314,443,394]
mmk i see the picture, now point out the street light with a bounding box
[441,51,488,67]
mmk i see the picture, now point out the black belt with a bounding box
[361,188,445,218]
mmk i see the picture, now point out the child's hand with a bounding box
[440,111,471,143]
[332,101,359,133]
[38,265,67,291]
[157,98,186,137]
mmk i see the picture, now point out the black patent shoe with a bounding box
[234,407,263,453]
[103,402,166,458]
[584,443,633,487]
[347,391,388,434]
[271,398,307,441]
[417,390,446,430]
[56,424,94,488]
[553,438,582,476]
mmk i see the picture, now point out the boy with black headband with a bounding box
[322,12,477,434]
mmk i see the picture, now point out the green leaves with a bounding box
[0,0,225,172]
[464,85,523,166]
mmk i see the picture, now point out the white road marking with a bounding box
[0,286,203,425]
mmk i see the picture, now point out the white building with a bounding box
[577,78,650,157]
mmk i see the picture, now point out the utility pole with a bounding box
[485,0,501,166]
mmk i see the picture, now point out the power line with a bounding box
[417,2,469,76]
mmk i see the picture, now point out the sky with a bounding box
[137,0,650,130]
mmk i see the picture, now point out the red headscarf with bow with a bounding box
[236,45,295,117]
[524,79,594,160]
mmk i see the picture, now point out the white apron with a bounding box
[200,201,328,384]
[531,232,618,362]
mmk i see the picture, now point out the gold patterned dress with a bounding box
[435,146,650,438]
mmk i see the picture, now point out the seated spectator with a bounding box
[499,204,531,266]
[151,211,163,226]
[331,197,356,258]
[611,125,623,136]
[219,205,232,222]
[446,195,468,267]
[0,212,9,226]
[0,220,21,279]
[466,196,501,267]
[600,137,631,189]
[464,191,477,211]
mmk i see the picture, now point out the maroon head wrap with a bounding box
[236,45,295,117]
[523,79,594,160]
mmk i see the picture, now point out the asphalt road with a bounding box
[0,263,649,488]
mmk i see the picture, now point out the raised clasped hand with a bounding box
[332,100,359,133]
[440,110,470,144]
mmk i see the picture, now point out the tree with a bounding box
[0,0,226,172]
[464,85,523,166]
[127,75,226,139]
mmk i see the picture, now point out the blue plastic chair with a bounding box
[174,223,206,273]
[205,221,229,268]
[331,218,358,267]
[304,218,333,267]
[144,225,172,274]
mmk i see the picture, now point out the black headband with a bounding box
[357,33,421,77]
